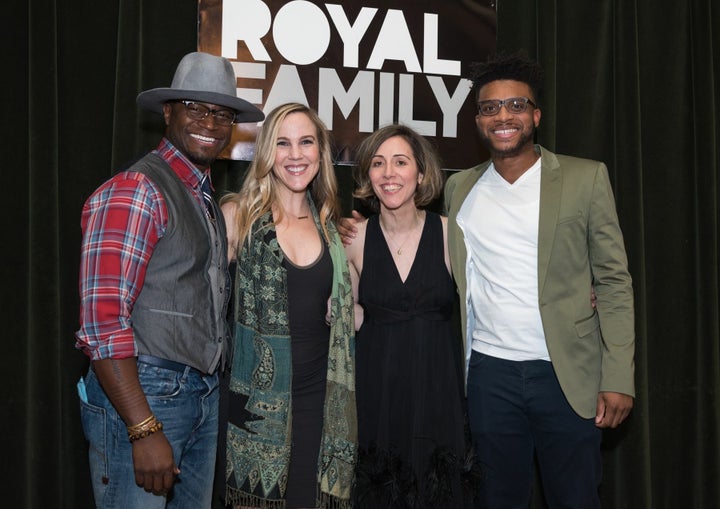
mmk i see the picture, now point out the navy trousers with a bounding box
[467,351,602,509]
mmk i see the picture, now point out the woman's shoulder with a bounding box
[220,198,238,216]
[424,210,447,226]
[220,200,239,256]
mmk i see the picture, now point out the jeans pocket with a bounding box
[137,363,183,399]
[80,396,108,481]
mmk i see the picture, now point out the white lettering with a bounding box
[259,67,469,138]
[221,0,271,61]
[423,14,461,76]
[231,61,265,104]
[325,4,377,69]
[317,69,374,132]
[378,73,395,127]
[273,1,331,65]
[221,0,475,140]
[366,9,421,73]
[427,77,472,137]
[263,64,309,114]
[398,74,435,135]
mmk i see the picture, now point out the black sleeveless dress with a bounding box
[356,212,467,508]
[284,242,332,508]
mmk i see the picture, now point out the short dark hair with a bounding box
[352,124,444,213]
[469,50,544,103]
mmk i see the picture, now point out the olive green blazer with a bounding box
[444,145,635,418]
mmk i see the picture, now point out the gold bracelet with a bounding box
[128,419,163,442]
[127,414,156,434]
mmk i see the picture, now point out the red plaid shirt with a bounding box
[75,138,212,360]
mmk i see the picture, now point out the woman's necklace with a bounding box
[278,203,310,220]
[381,211,422,255]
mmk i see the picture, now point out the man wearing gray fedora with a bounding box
[75,52,264,508]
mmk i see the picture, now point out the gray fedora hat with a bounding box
[136,52,265,123]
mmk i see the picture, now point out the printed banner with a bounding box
[198,0,496,168]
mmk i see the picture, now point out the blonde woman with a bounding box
[220,103,356,509]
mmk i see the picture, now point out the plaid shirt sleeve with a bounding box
[75,171,167,360]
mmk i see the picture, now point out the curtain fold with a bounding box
[6,0,719,507]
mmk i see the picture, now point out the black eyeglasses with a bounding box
[175,101,236,126]
[476,97,537,116]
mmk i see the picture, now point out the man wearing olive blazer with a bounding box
[445,53,635,508]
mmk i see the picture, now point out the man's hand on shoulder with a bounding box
[337,210,366,246]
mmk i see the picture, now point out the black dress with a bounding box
[284,243,332,508]
[356,212,468,508]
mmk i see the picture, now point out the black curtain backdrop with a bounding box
[5,0,719,507]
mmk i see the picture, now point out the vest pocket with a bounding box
[147,308,194,318]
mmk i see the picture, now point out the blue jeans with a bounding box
[79,361,219,509]
[467,351,602,509]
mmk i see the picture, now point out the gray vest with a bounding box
[130,152,230,374]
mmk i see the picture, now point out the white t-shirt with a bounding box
[457,158,550,361]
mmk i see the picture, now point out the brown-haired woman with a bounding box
[345,124,471,508]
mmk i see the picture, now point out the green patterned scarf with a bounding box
[225,198,357,508]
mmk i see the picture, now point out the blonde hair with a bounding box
[352,124,444,213]
[221,103,341,250]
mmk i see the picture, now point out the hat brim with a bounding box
[136,88,265,123]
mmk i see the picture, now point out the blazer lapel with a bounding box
[537,148,562,297]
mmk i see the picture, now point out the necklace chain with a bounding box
[381,212,422,255]
[278,204,310,220]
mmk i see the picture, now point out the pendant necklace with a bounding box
[381,212,421,255]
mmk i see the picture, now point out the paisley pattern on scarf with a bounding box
[225,197,357,508]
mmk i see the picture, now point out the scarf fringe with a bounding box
[225,486,286,509]
[319,491,353,509]
[225,485,352,509]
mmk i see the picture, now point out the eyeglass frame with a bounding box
[172,100,238,126]
[476,96,537,116]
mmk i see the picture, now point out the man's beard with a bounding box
[187,152,215,168]
[479,123,536,159]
